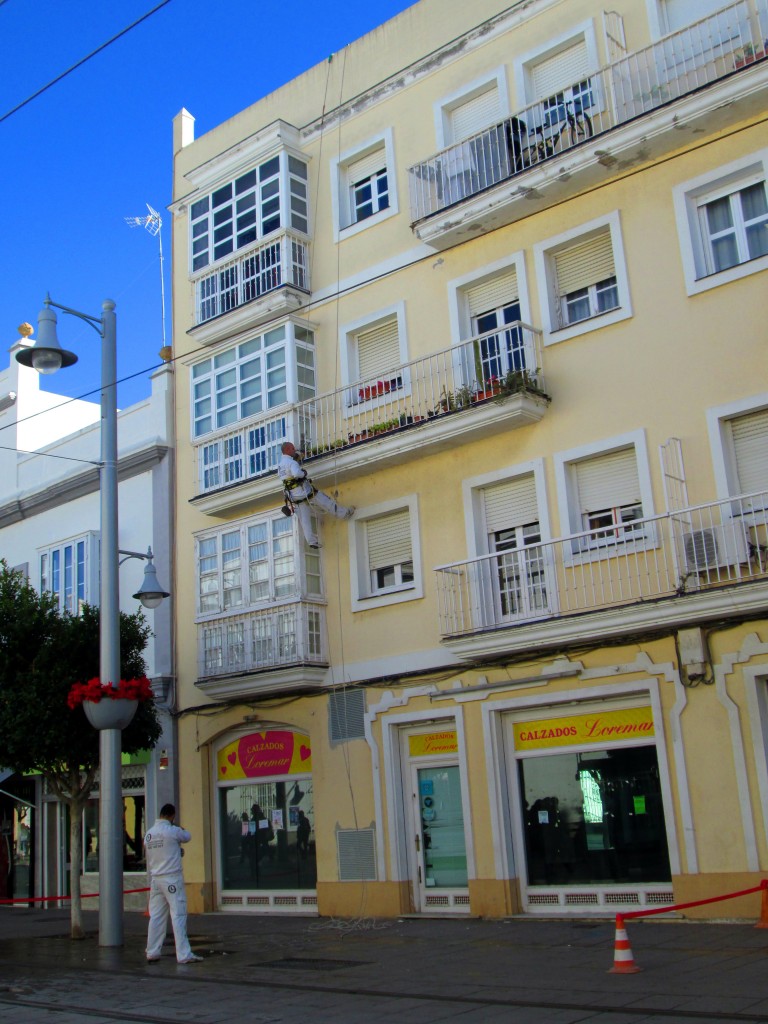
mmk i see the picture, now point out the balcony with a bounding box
[195,601,328,699]
[190,230,310,344]
[435,490,768,661]
[408,0,768,247]
[191,322,549,513]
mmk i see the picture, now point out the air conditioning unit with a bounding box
[683,524,749,572]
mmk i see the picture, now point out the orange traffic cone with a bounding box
[608,914,641,973]
[755,881,768,929]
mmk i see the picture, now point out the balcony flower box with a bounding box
[734,44,767,68]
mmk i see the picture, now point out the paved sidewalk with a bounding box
[1,907,768,1023]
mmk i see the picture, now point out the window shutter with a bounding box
[531,40,589,99]
[662,0,724,32]
[575,449,640,513]
[357,319,399,380]
[484,476,539,533]
[466,269,519,318]
[554,230,615,296]
[367,510,412,570]
[449,86,501,143]
[731,409,768,495]
[346,148,386,186]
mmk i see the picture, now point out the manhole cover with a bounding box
[260,957,367,972]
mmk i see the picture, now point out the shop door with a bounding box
[410,764,469,913]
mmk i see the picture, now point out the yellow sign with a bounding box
[409,730,458,757]
[514,706,654,752]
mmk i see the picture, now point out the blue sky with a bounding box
[1,0,415,408]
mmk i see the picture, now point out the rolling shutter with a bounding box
[554,229,615,297]
[450,86,501,143]
[731,409,768,496]
[466,269,519,318]
[574,449,640,513]
[367,510,412,570]
[346,147,386,186]
[484,476,539,533]
[531,40,589,99]
[357,319,399,380]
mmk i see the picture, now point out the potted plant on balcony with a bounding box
[473,376,502,402]
[734,42,767,68]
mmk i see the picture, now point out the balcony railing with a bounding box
[435,490,768,638]
[195,322,546,495]
[194,230,310,325]
[198,601,326,679]
[408,0,768,221]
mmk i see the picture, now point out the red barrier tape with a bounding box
[623,878,768,919]
[0,887,149,906]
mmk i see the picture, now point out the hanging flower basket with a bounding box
[67,677,153,730]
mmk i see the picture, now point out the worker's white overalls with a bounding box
[144,819,194,963]
[278,453,353,546]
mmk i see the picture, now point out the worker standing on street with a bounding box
[278,441,354,548]
[144,804,202,964]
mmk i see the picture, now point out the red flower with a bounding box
[67,676,154,709]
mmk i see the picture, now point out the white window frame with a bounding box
[673,149,768,296]
[38,532,99,615]
[433,68,510,149]
[340,302,409,414]
[707,393,768,507]
[331,129,398,242]
[513,20,602,123]
[350,495,422,612]
[190,321,316,439]
[195,512,321,620]
[554,430,656,561]
[533,210,631,345]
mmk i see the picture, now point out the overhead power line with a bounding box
[0,0,174,126]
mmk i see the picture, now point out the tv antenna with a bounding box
[125,204,168,357]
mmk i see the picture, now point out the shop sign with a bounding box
[514,706,654,752]
[408,730,458,757]
[217,730,312,780]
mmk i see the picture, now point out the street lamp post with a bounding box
[17,296,167,947]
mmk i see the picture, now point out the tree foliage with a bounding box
[0,560,162,936]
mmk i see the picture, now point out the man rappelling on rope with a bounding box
[278,441,355,548]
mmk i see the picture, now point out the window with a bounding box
[196,513,320,617]
[673,152,768,295]
[534,212,630,343]
[189,153,309,273]
[39,533,97,613]
[555,433,654,555]
[350,497,422,610]
[332,130,398,239]
[342,303,408,406]
[483,476,550,621]
[708,396,768,512]
[191,323,315,439]
[466,268,526,383]
[514,25,600,131]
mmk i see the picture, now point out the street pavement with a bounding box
[1,906,768,1023]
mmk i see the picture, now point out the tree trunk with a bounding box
[68,796,86,940]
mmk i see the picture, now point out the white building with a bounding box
[0,325,175,908]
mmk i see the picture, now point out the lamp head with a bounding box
[15,299,78,375]
[133,550,170,609]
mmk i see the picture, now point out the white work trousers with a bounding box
[146,874,194,962]
[292,490,352,546]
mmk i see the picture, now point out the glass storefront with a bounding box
[519,745,671,886]
[219,779,315,890]
[216,729,315,896]
[418,765,468,889]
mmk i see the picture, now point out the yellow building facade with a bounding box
[170,0,768,919]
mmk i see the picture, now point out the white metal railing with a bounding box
[194,322,546,494]
[408,0,768,221]
[194,230,309,324]
[435,490,768,637]
[198,601,326,678]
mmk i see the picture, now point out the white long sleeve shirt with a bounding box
[144,818,191,877]
[278,453,312,499]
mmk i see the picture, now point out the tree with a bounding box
[0,561,161,938]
